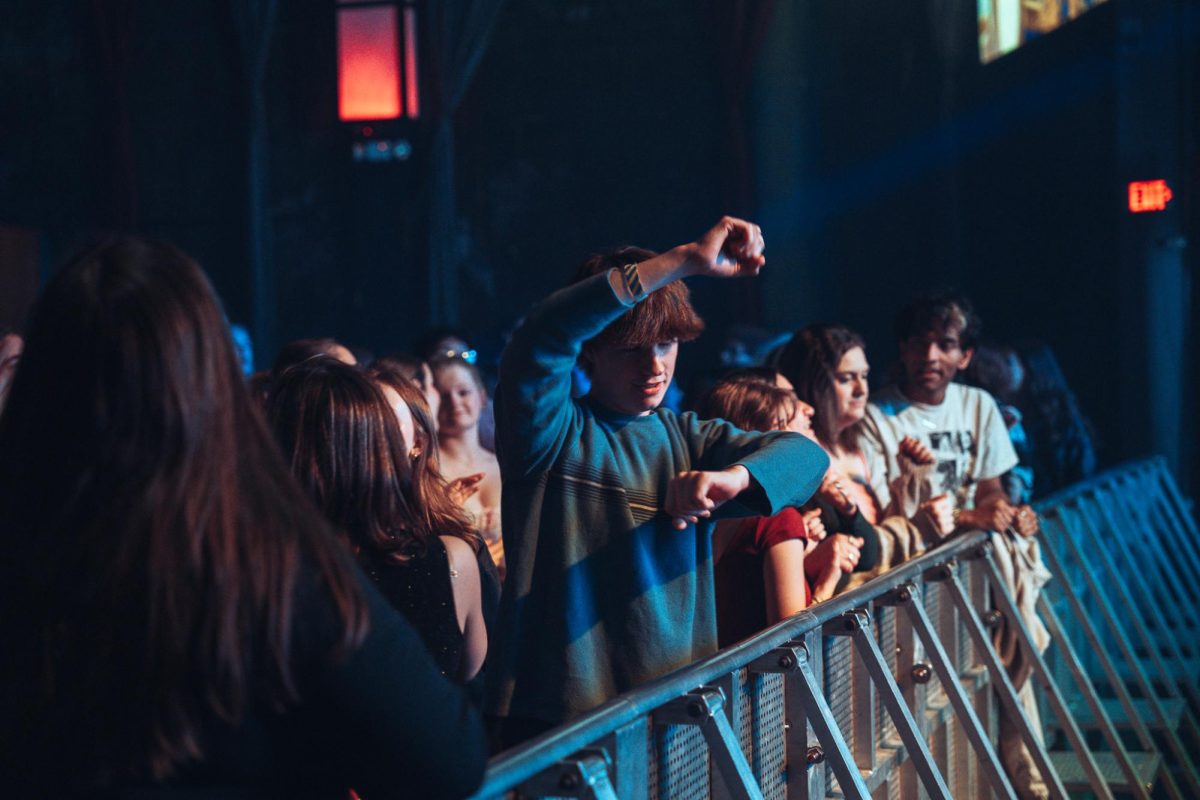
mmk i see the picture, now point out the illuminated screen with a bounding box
[338,6,401,121]
[978,0,1109,63]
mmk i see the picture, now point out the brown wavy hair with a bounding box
[695,368,799,433]
[0,239,368,788]
[775,323,866,450]
[368,363,481,551]
[267,358,436,560]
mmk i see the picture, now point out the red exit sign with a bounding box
[1128,179,1173,213]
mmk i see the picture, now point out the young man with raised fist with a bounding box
[486,218,828,746]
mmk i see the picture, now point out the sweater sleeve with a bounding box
[680,412,829,518]
[495,271,633,477]
[302,568,487,799]
[857,405,895,511]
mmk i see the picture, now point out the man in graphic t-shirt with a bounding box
[859,290,1037,536]
[859,289,1049,799]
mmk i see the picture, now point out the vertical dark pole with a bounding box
[232,0,280,362]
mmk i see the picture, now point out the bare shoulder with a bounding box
[439,535,479,577]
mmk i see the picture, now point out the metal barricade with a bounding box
[470,458,1197,800]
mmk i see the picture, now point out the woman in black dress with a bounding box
[267,358,487,683]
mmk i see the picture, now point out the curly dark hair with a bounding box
[894,289,982,350]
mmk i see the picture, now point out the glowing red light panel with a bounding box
[338,6,401,121]
[1128,179,1173,213]
[403,6,420,119]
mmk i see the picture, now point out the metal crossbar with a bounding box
[471,459,1198,800]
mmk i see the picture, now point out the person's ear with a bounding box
[957,347,975,371]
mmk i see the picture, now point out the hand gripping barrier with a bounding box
[469,458,1198,799]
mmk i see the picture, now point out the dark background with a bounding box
[1,0,1196,495]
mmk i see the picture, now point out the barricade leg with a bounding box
[1107,478,1200,663]
[1074,497,1200,716]
[1044,505,1200,796]
[655,687,763,800]
[1086,489,1200,710]
[1152,458,1200,539]
[1144,462,1200,590]
[940,557,1071,800]
[1036,595,1159,800]
[981,546,1114,799]
[880,580,1019,800]
[1035,521,1186,800]
[1114,475,1200,613]
[789,642,871,800]
[828,609,953,799]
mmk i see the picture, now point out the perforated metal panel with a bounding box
[823,635,855,795]
[958,563,977,671]
[928,723,947,800]
[737,670,788,800]
[650,722,710,800]
[876,604,898,744]
[927,579,949,709]
[953,712,975,798]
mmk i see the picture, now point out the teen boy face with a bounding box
[899,322,973,405]
[586,339,679,416]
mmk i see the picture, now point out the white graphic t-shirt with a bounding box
[858,382,1018,512]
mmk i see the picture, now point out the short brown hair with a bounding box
[573,246,705,349]
[695,369,798,433]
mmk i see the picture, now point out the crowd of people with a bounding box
[0,219,1096,797]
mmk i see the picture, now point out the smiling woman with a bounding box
[434,358,504,578]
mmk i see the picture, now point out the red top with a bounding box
[714,508,812,648]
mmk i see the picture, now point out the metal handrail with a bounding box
[474,529,990,796]
[471,457,1198,799]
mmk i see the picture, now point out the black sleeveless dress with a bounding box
[362,538,465,680]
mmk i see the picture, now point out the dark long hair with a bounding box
[266,358,430,560]
[776,323,866,450]
[367,363,481,550]
[0,239,367,787]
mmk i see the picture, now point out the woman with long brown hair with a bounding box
[268,358,487,683]
[775,323,954,573]
[0,239,484,797]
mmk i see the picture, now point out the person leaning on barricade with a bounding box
[484,217,829,749]
[774,323,955,583]
[857,288,1052,800]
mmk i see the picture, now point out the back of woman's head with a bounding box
[267,358,424,559]
[0,238,366,787]
[3,239,244,486]
[775,323,864,447]
[368,363,479,549]
[272,336,356,374]
[696,369,798,433]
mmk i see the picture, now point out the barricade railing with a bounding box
[470,458,1198,800]
[1034,458,1200,799]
